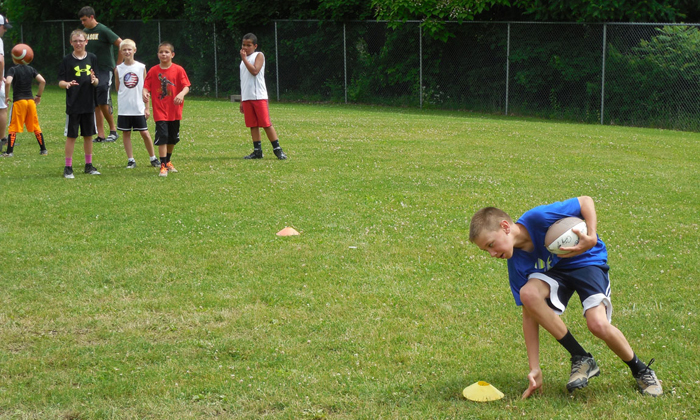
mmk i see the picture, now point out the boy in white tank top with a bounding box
[115,39,158,168]
[239,33,287,160]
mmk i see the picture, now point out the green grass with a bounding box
[0,87,698,419]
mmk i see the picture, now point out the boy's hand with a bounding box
[521,368,543,399]
[240,49,247,60]
[558,228,597,258]
[90,69,98,86]
[174,92,185,105]
[145,108,150,120]
[34,96,41,105]
[239,103,244,114]
[66,80,80,89]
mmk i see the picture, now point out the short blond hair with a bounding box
[120,39,137,51]
[70,29,87,42]
[469,207,512,243]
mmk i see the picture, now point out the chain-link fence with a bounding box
[8,20,700,131]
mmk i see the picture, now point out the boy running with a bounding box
[143,42,190,177]
[3,48,47,157]
[469,197,662,398]
[114,39,158,168]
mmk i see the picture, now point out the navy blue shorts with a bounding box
[530,264,612,322]
[154,120,180,146]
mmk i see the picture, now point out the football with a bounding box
[11,43,34,65]
[544,217,588,255]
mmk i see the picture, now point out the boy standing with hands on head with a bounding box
[239,33,287,160]
[469,197,662,398]
[58,29,101,178]
[143,42,190,177]
[2,47,47,157]
[115,39,159,168]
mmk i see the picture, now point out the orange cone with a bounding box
[276,227,300,236]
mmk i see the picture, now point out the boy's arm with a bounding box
[174,86,189,105]
[521,307,543,399]
[240,51,264,76]
[4,76,11,105]
[35,74,46,105]
[114,37,124,66]
[114,67,120,91]
[559,195,598,257]
[142,68,150,119]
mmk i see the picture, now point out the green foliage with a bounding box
[605,25,700,130]
[512,0,681,22]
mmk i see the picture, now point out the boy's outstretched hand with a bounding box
[558,228,597,258]
[521,368,543,399]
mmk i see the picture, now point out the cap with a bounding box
[0,15,12,29]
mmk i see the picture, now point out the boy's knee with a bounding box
[519,284,544,307]
[586,314,611,337]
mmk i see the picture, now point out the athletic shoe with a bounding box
[93,137,105,143]
[84,163,101,175]
[40,149,48,155]
[64,166,74,179]
[159,163,168,177]
[105,131,119,142]
[635,359,662,397]
[566,354,600,392]
[1,152,12,157]
[150,158,160,167]
[274,148,288,160]
[244,150,263,159]
[166,162,178,173]
[127,160,136,169]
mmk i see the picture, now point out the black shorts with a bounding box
[154,120,180,146]
[64,113,97,138]
[117,115,148,132]
[94,69,113,106]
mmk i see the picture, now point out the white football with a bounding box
[544,217,588,255]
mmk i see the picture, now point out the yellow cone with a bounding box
[276,227,300,236]
[462,381,504,402]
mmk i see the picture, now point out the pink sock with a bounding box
[66,157,73,167]
[85,154,92,164]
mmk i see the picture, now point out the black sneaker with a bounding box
[244,150,263,159]
[635,359,663,397]
[93,137,105,143]
[127,160,136,169]
[150,158,160,167]
[273,148,288,160]
[105,131,119,142]
[84,163,101,175]
[566,353,600,392]
[64,166,74,179]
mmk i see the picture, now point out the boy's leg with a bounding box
[35,132,47,154]
[2,132,16,156]
[263,126,287,160]
[244,127,263,159]
[0,107,7,145]
[83,137,100,175]
[122,130,134,160]
[158,144,168,176]
[139,130,157,163]
[94,108,106,141]
[64,137,77,178]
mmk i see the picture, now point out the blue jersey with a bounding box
[506,198,607,306]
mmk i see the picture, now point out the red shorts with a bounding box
[241,100,271,128]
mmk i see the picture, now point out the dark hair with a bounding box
[242,33,258,45]
[78,6,96,19]
[158,42,175,53]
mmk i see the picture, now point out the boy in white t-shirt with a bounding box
[239,33,286,160]
[114,39,158,168]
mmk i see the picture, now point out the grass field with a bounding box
[0,87,698,419]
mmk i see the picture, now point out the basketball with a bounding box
[544,217,588,255]
[11,43,34,65]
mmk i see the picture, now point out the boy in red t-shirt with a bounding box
[143,42,190,177]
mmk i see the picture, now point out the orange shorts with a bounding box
[9,99,41,133]
[241,100,271,128]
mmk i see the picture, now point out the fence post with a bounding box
[600,23,607,125]
[344,23,347,104]
[62,21,66,56]
[275,22,279,102]
[419,24,423,109]
[505,23,510,116]
[158,21,161,44]
[213,23,218,98]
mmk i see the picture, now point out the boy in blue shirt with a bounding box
[469,196,662,398]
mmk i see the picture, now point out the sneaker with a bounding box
[1,152,12,157]
[166,162,178,173]
[105,131,119,142]
[150,158,160,167]
[40,149,48,155]
[159,163,168,177]
[63,166,74,179]
[566,353,600,392]
[635,359,662,397]
[84,163,101,175]
[93,137,105,143]
[274,148,288,160]
[127,160,136,169]
[244,150,263,159]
